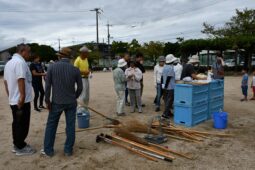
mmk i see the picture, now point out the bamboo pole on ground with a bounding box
[110,134,175,160]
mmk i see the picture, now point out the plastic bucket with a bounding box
[77,111,90,129]
[213,111,228,129]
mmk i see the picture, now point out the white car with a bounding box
[225,59,236,67]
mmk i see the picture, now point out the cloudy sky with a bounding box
[0,0,254,50]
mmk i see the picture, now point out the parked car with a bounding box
[0,61,6,74]
[252,57,255,66]
[225,59,236,67]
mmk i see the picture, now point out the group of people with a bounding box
[4,42,253,158]
[4,44,91,157]
[113,52,225,119]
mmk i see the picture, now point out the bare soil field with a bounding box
[0,72,254,170]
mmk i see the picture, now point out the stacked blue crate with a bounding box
[208,80,224,119]
[174,84,209,127]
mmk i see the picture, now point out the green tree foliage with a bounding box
[142,41,164,65]
[111,41,129,56]
[163,42,180,57]
[29,43,57,62]
[202,8,255,37]
[128,39,141,55]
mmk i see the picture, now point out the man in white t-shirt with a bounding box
[4,44,36,156]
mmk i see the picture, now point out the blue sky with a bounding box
[0,0,254,50]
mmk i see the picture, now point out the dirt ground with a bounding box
[0,71,255,170]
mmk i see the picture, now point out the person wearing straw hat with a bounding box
[181,55,206,81]
[42,47,83,157]
[161,54,176,119]
[74,46,91,107]
[153,56,165,112]
[113,59,128,116]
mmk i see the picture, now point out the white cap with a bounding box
[79,46,91,53]
[165,54,177,64]
[188,55,200,64]
[117,59,127,68]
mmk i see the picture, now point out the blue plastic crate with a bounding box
[209,89,224,101]
[208,99,224,119]
[209,80,224,100]
[174,103,208,127]
[209,80,224,90]
[174,84,209,107]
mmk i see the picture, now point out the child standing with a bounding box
[125,58,143,113]
[241,68,249,101]
[250,70,255,100]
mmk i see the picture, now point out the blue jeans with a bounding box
[163,90,174,117]
[242,86,248,97]
[155,83,163,107]
[44,102,77,156]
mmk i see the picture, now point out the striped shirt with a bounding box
[45,58,83,104]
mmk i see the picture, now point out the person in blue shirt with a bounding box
[241,68,249,102]
[30,55,46,111]
[161,54,176,119]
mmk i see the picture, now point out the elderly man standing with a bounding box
[74,46,91,107]
[113,59,127,116]
[161,54,176,119]
[4,44,36,156]
[42,47,83,157]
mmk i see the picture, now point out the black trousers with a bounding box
[163,90,174,117]
[32,82,45,108]
[10,103,31,149]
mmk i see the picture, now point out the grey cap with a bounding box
[79,46,91,53]
[158,56,165,62]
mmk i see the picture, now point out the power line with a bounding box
[0,9,91,13]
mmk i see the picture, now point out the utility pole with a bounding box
[106,21,113,67]
[58,38,61,52]
[90,8,102,46]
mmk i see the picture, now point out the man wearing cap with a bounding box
[113,59,127,116]
[42,47,83,157]
[153,56,165,112]
[161,54,176,119]
[181,55,206,81]
[74,46,91,107]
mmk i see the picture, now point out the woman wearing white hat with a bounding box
[180,55,206,81]
[113,59,127,116]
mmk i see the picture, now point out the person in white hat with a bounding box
[153,56,165,112]
[173,58,183,81]
[161,54,176,119]
[180,55,206,81]
[74,46,92,107]
[113,59,128,116]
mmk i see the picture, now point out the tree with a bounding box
[29,43,57,61]
[202,8,255,37]
[142,41,164,65]
[128,39,141,55]
[202,8,255,71]
[163,42,180,57]
[111,41,129,56]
